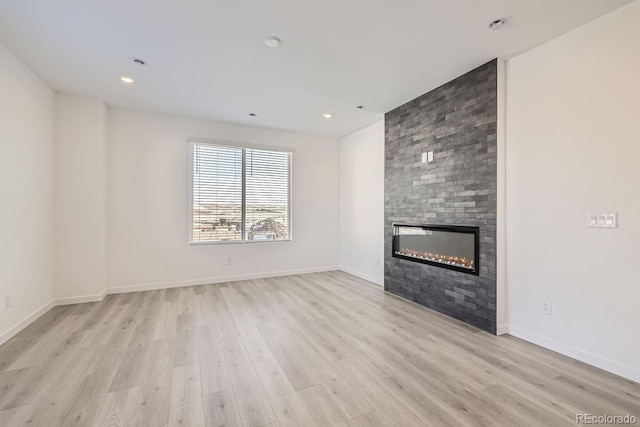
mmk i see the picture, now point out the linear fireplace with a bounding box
[392,224,480,275]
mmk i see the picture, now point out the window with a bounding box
[190,141,292,244]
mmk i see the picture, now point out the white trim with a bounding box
[508,325,640,383]
[55,290,106,306]
[106,266,339,294]
[186,137,295,154]
[496,324,508,336]
[339,266,383,287]
[0,300,55,346]
[496,58,508,335]
[188,239,293,247]
[188,140,195,245]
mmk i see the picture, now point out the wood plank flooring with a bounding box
[0,271,638,426]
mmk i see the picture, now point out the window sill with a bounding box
[189,239,293,247]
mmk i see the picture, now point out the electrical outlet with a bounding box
[227,257,233,265]
[541,301,552,315]
[6,295,12,308]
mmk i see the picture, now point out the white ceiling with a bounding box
[0,0,632,138]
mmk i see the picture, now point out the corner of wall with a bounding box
[339,266,384,287]
[496,59,508,335]
[338,119,385,287]
[53,94,109,301]
[0,42,56,346]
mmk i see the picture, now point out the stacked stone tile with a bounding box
[384,60,497,334]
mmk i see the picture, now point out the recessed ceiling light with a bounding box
[323,113,333,119]
[120,76,135,85]
[489,19,505,30]
[356,105,365,110]
[265,36,281,48]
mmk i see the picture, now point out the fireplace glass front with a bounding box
[392,224,479,275]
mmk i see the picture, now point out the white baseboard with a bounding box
[508,325,640,383]
[496,323,508,336]
[55,290,106,306]
[338,266,383,287]
[0,300,55,346]
[107,265,340,294]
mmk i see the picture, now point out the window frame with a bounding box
[188,139,293,246]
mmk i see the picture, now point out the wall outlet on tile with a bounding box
[421,152,427,163]
[6,295,12,309]
[541,301,552,315]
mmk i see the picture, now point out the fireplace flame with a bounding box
[396,248,475,270]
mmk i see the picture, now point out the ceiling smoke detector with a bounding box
[489,19,505,31]
[265,36,281,48]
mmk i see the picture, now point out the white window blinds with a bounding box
[192,144,243,242]
[190,142,291,244]
[245,148,291,241]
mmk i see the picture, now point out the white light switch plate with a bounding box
[604,213,617,228]
[421,153,427,163]
[587,213,617,228]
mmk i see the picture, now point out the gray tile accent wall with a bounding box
[384,60,497,334]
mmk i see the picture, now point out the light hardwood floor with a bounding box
[0,271,638,426]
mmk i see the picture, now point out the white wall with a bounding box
[107,109,340,291]
[54,94,108,302]
[339,120,385,285]
[506,1,640,382]
[0,43,55,343]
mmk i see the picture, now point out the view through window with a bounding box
[190,142,291,243]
